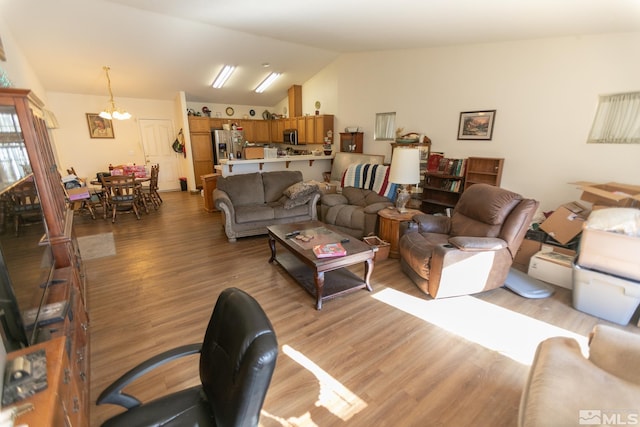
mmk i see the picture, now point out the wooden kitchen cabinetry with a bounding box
[288,85,302,117]
[296,117,307,143]
[340,132,363,153]
[188,116,214,189]
[0,88,90,426]
[463,157,504,191]
[314,114,334,144]
[253,120,271,143]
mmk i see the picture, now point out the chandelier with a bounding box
[99,66,131,120]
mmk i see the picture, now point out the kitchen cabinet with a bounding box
[209,118,226,129]
[188,116,214,188]
[189,116,211,132]
[296,117,306,144]
[238,119,254,141]
[305,115,315,143]
[271,118,284,142]
[288,85,302,117]
[314,114,334,145]
[254,120,271,143]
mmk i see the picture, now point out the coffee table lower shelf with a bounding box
[273,251,371,309]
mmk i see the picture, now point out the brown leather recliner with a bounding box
[399,184,538,298]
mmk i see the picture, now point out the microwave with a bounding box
[283,129,298,145]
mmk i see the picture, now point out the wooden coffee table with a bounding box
[268,221,375,310]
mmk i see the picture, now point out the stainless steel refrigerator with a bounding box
[212,129,244,164]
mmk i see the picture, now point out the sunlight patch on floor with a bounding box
[282,344,367,421]
[373,287,589,365]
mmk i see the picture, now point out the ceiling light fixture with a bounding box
[99,66,131,120]
[212,65,235,89]
[255,72,281,93]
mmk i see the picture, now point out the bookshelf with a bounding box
[420,155,504,214]
[463,157,504,191]
[421,156,466,214]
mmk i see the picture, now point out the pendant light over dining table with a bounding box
[99,66,131,120]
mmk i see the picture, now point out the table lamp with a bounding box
[388,147,420,213]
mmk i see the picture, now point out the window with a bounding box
[374,112,396,141]
[588,91,640,144]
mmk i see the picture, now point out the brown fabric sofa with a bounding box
[213,171,320,242]
[399,183,538,298]
[519,324,640,427]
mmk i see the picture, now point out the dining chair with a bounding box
[100,174,142,222]
[9,179,42,236]
[139,164,161,209]
[66,166,104,217]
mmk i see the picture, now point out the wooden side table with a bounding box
[201,173,220,212]
[377,207,423,258]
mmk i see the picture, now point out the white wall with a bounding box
[46,92,183,183]
[300,32,640,211]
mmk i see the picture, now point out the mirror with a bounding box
[374,112,396,141]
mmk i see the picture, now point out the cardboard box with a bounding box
[573,264,640,325]
[528,246,575,289]
[572,181,640,208]
[67,187,90,201]
[513,238,542,273]
[539,201,590,245]
[242,146,264,159]
[578,227,640,281]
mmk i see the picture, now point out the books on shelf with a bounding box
[313,242,347,258]
[427,152,444,172]
[428,157,466,177]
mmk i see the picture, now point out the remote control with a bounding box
[340,238,350,243]
[285,231,300,238]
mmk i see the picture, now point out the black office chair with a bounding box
[97,287,278,427]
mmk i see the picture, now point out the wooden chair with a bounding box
[66,166,103,218]
[139,164,161,209]
[9,180,42,236]
[100,174,142,222]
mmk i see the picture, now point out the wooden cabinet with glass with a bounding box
[340,132,363,153]
[464,157,504,191]
[0,88,89,426]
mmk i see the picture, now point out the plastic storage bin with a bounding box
[572,263,640,325]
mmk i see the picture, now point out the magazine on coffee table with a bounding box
[313,242,347,258]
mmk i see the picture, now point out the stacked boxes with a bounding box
[572,208,640,325]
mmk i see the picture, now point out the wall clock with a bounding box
[225,107,234,116]
[249,109,255,117]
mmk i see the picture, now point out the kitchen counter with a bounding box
[217,154,334,180]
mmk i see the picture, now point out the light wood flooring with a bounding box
[72,191,640,427]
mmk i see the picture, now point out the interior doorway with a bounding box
[138,119,181,191]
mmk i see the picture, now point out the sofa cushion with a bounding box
[283,181,318,200]
[234,204,274,223]
[217,173,265,206]
[262,170,303,203]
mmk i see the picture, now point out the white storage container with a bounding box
[528,249,574,289]
[572,264,640,325]
[264,148,278,159]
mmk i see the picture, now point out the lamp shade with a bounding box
[388,148,421,184]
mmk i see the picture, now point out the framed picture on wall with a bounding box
[86,113,115,139]
[457,110,496,140]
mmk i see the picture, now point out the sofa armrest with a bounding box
[448,236,507,251]
[414,214,451,234]
[588,324,640,385]
[307,192,321,219]
[213,189,234,214]
[364,201,393,214]
[320,193,348,207]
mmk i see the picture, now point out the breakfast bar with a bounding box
[217,154,334,181]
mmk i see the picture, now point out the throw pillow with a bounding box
[280,194,314,209]
[283,182,318,200]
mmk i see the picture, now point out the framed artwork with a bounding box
[86,113,115,139]
[457,110,496,140]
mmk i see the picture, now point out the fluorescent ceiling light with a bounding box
[255,72,280,93]
[212,65,235,89]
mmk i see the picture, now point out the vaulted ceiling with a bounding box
[1,0,638,106]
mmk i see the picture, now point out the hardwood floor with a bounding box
[73,191,640,427]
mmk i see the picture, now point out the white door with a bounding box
[139,119,181,191]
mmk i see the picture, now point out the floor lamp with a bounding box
[388,148,421,213]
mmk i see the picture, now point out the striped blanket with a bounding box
[341,163,398,201]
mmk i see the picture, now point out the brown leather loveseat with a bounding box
[399,184,538,298]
